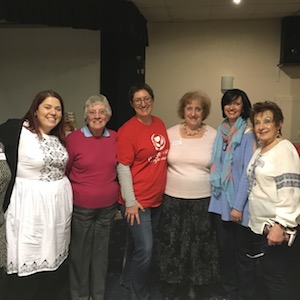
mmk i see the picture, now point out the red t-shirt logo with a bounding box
[151,134,166,151]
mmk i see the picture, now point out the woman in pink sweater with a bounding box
[157,90,220,299]
[66,94,119,300]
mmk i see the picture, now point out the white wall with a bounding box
[0,27,100,128]
[146,19,300,143]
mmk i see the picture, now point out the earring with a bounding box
[277,129,281,138]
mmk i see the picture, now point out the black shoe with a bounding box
[187,286,196,299]
[161,282,181,300]
[177,285,197,300]
[120,282,130,291]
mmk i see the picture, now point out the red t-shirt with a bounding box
[117,116,169,208]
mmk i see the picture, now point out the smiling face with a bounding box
[184,99,203,129]
[36,97,62,134]
[224,96,243,126]
[86,103,110,136]
[253,110,281,147]
[131,89,154,123]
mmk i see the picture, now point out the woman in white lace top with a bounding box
[0,90,72,300]
[247,101,300,300]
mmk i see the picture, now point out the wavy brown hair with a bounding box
[177,90,211,121]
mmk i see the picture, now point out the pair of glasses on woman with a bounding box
[132,96,153,105]
[87,109,108,117]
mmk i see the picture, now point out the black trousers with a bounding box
[212,213,256,300]
[251,232,292,300]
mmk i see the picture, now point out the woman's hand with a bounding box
[267,223,286,246]
[125,203,145,226]
[231,209,242,223]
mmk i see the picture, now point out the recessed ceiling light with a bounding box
[233,0,242,4]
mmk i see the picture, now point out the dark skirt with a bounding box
[156,194,220,286]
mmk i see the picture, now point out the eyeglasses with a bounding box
[87,109,108,117]
[132,96,153,105]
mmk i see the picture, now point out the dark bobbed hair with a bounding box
[249,101,284,129]
[221,89,252,119]
[128,83,154,103]
[22,90,66,145]
[177,90,211,121]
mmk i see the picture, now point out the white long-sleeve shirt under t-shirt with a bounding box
[165,124,216,199]
[247,139,300,234]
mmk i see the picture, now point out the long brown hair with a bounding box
[22,90,66,145]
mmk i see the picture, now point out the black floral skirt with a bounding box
[156,194,220,286]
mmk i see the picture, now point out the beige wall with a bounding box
[1,21,300,142]
[0,27,100,128]
[146,19,300,143]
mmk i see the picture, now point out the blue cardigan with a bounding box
[208,131,255,227]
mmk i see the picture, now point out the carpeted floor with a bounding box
[104,218,300,300]
[56,217,300,300]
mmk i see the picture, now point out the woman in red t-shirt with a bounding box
[117,83,169,300]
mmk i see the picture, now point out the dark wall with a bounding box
[101,31,145,131]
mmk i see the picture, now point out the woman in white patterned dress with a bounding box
[0,90,73,300]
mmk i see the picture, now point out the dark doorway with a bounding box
[100,31,146,131]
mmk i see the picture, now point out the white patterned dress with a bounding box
[5,126,73,276]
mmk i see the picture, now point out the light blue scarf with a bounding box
[210,117,247,208]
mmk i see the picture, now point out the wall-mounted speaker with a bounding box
[280,16,300,65]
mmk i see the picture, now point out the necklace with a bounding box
[183,123,202,136]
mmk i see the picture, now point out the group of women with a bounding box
[158,88,300,300]
[0,84,299,300]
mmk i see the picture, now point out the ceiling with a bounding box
[130,0,300,22]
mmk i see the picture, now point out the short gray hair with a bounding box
[83,94,112,120]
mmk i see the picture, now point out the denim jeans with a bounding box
[119,204,162,300]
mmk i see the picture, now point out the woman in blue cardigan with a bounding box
[209,89,257,300]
